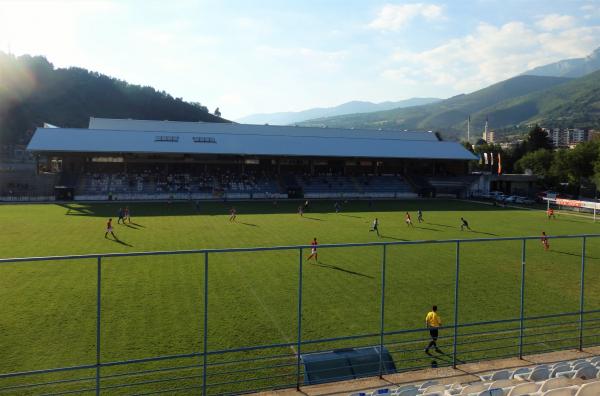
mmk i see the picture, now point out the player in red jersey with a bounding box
[104,218,117,239]
[405,212,414,227]
[541,231,550,251]
[229,207,237,222]
[306,238,318,262]
[547,208,556,219]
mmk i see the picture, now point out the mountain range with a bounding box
[235,98,441,125]
[523,47,600,78]
[298,47,600,140]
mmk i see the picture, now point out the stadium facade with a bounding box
[24,118,479,200]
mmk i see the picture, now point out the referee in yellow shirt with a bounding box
[425,305,442,353]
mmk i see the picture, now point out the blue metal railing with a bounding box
[0,234,599,395]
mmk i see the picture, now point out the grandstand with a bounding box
[21,118,479,201]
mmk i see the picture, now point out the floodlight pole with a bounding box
[96,256,102,396]
[379,245,387,378]
[452,241,460,369]
[296,248,303,390]
[202,252,209,396]
[519,239,526,359]
[579,237,586,351]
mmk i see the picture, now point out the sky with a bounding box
[0,0,599,120]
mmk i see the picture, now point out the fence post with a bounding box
[452,241,460,369]
[579,237,586,351]
[296,248,303,390]
[519,239,526,359]
[96,256,101,396]
[379,244,387,378]
[202,252,209,396]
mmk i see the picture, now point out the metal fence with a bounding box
[1,234,599,395]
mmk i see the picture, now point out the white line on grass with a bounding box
[238,272,298,355]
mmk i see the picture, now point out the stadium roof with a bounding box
[27,118,477,160]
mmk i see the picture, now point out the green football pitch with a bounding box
[1,199,600,394]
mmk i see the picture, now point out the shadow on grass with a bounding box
[381,235,408,241]
[552,250,600,260]
[338,214,363,219]
[130,222,145,228]
[123,223,140,230]
[427,222,456,229]
[415,226,441,232]
[108,237,133,247]
[303,216,324,221]
[239,222,258,227]
[311,261,374,279]
[468,230,500,236]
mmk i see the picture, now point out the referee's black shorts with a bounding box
[429,328,438,340]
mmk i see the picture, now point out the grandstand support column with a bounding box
[202,252,209,396]
[296,248,303,390]
[452,241,460,369]
[519,239,526,359]
[579,237,587,351]
[95,256,101,396]
[378,245,387,378]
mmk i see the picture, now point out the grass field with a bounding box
[1,199,600,394]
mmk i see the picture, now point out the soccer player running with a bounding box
[405,212,414,227]
[117,208,124,224]
[547,208,556,219]
[417,209,424,223]
[298,205,304,217]
[370,218,380,236]
[541,231,550,251]
[104,218,117,240]
[460,217,471,231]
[306,238,318,262]
[125,206,131,223]
[425,305,442,354]
[229,207,237,222]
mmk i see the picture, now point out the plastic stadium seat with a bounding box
[551,365,573,377]
[350,393,367,396]
[529,367,552,381]
[575,381,600,396]
[507,382,540,396]
[396,389,418,396]
[490,369,511,380]
[512,367,532,379]
[573,366,597,380]
[460,383,489,394]
[542,388,578,396]
[478,389,504,396]
[588,356,600,365]
[423,384,446,393]
[540,377,572,392]
[490,379,515,389]
[419,380,439,389]
[573,362,592,371]
[373,389,391,395]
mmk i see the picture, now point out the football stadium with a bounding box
[1,119,600,396]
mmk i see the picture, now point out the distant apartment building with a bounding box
[543,127,588,148]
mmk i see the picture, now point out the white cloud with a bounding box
[581,4,600,20]
[368,3,444,31]
[536,14,576,31]
[383,20,600,92]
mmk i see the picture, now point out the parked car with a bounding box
[515,196,534,205]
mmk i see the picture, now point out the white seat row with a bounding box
[349,355,600,396]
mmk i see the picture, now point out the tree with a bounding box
[525,124,553,152]
[514,149,554,176]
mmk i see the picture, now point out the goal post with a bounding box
[543,197,599,222]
